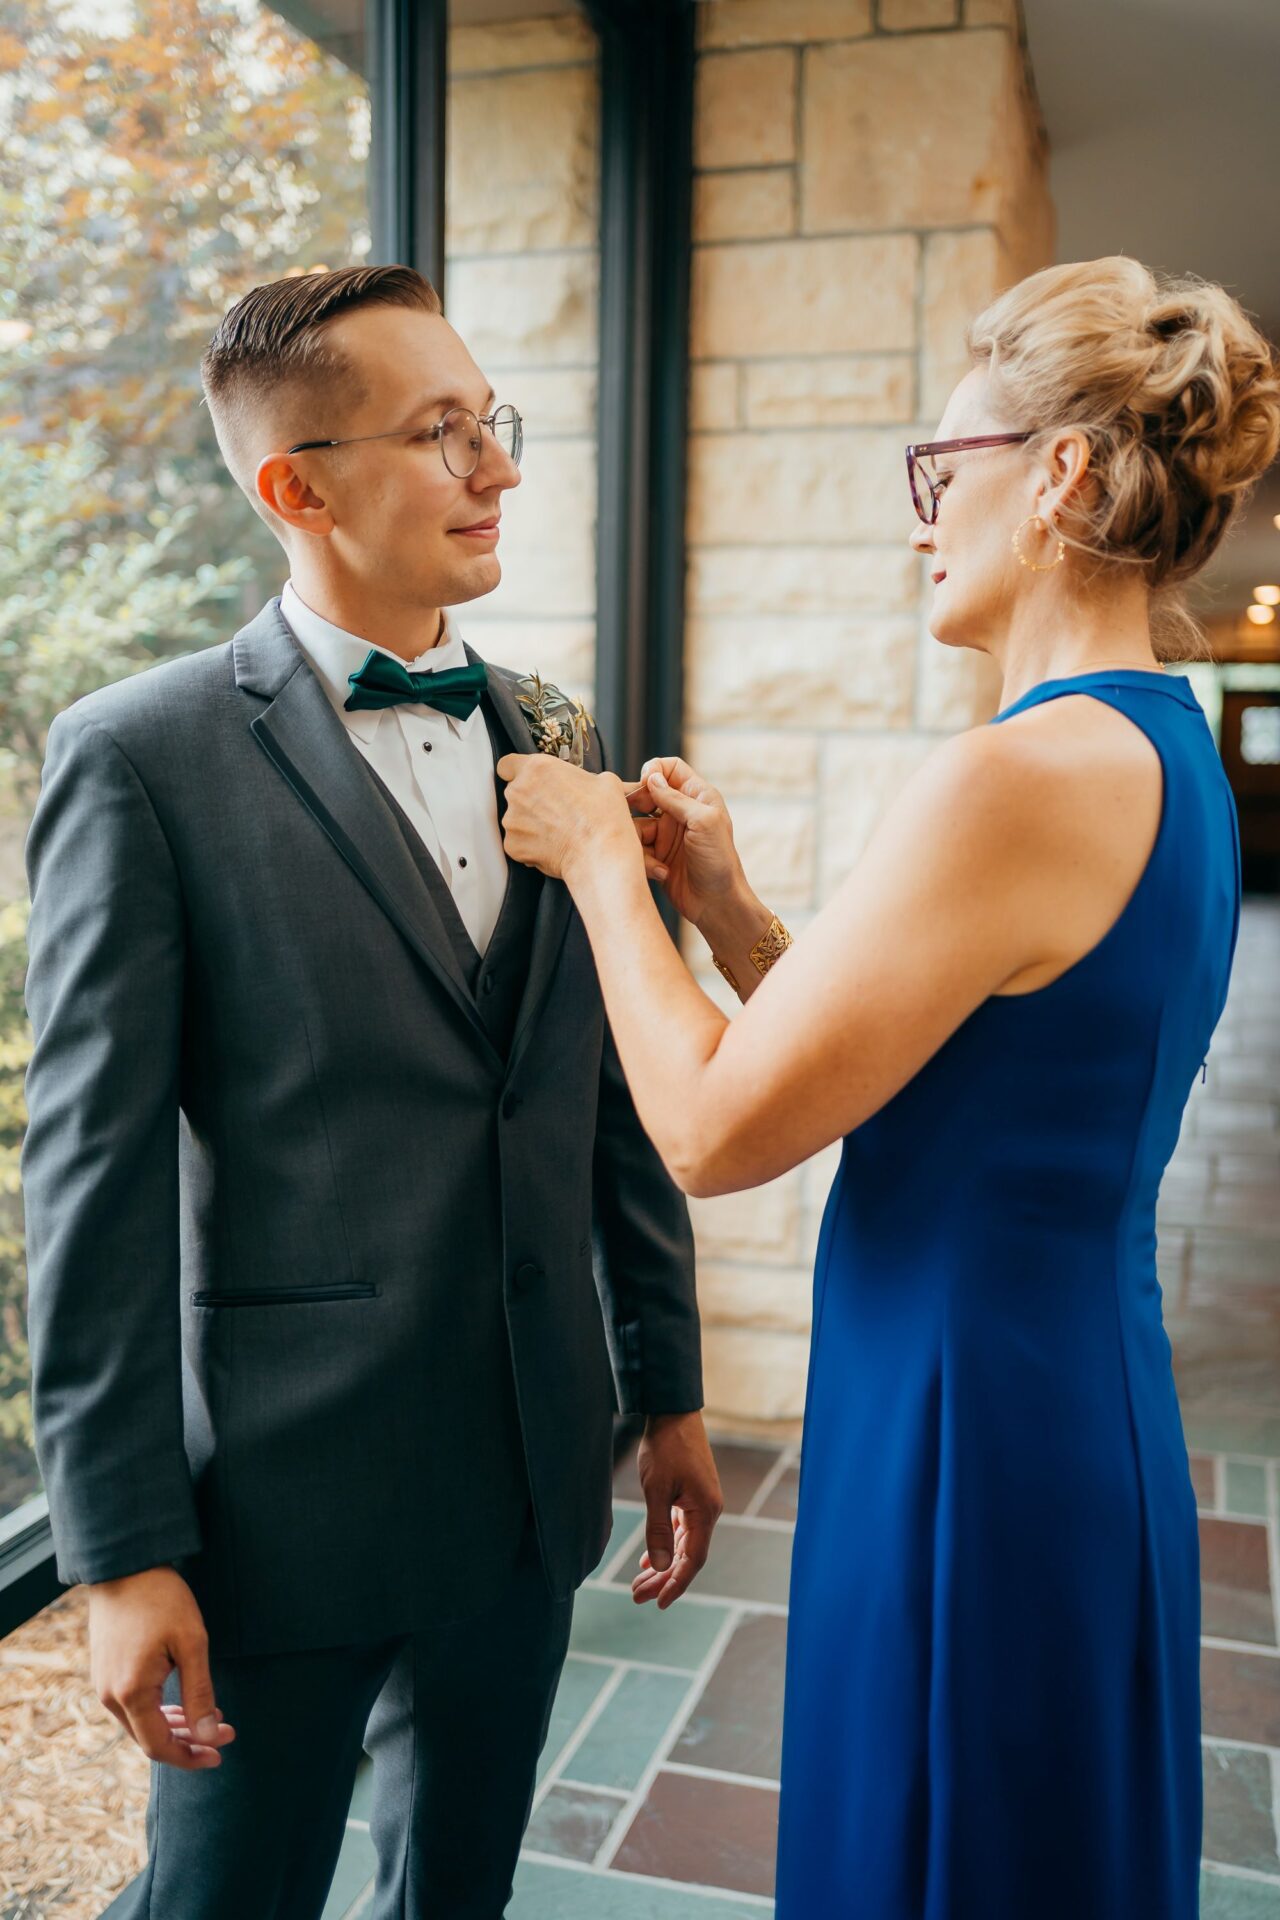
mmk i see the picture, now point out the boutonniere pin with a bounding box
[514,672,594,767]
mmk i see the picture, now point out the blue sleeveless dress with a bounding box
[775,670,1240,1920]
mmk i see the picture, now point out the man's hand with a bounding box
[632,1412,723,1610]
[88,1566,236,1769]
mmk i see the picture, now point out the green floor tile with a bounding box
[1225,1462,1270,1517]
[1200,1868,1280,1918]
[524,1782,623,1862]
[568,1667,693,1790]
[540,1656,619,1785]
[570,1587,730,1672]
[509,1858,772,1919]
[319,1823,376,1919]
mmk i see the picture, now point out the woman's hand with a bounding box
[634,757,749,930]
[496,753,641,885]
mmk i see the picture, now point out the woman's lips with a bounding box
[931,569,947,584]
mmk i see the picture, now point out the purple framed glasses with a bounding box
[905,433,1034,525]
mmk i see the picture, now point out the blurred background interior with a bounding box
[1,2,1278,1916]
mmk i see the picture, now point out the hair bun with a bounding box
[968,258,1280,609]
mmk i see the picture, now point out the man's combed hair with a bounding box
[200,264,442,525]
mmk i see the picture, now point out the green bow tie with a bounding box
[344,650,489,719]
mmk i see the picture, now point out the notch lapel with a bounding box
[237,602,503,1071]
[472,650,575,1081]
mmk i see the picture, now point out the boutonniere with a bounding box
[513,672,594,767]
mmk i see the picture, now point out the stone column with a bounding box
[684,0,1054,1435]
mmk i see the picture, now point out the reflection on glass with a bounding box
[0,0,372,1526]
[444,1,600,707]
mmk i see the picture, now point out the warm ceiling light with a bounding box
[1274,514,1280,530]
[1254,585,1280,606]
[1246,604,1276,625]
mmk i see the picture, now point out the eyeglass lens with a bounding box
[439,404,522,478]
[910,450,940,524]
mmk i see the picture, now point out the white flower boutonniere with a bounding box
[514,672,594,768]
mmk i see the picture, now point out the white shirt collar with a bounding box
[280,580,477,742]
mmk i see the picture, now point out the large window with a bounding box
[0,0,373,1532]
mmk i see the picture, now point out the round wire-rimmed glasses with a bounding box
[286,403,523,478]
[905,432,1033,524]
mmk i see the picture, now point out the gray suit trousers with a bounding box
[101,1512,572,1920]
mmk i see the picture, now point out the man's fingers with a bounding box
[117,1688,223,1769]
[644,1497,676,1575]
[175,1632,224,1748]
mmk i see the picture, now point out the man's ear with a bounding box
[255,452,336,538]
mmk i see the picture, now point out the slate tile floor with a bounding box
[324,904,1280,1918]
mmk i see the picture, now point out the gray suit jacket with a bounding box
[21,599,702,1657]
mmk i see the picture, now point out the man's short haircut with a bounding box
[200,264,442,527]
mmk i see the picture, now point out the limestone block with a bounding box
[447,251,598,368]
[801,32,1019,233]
[447,66,598,256]
[745,354,914,427]
[471,437,595,619]
[921,228,1002,421]
[695,48,797,170]
[819,734,936,895]
[449,16,596,74]
[964,0,1018,25]
[687,544,920,617]
[698,1262,813,1335]
[698,0,873,49]
[691,233,917,359]
[685,613,917,730]
[689,1171,804,1264]
[693,168,795,243]
[506,368,597,439]
[702,1326,810,1425]
[727,798,817,909]
[683,729,820,797]
[880,0,959,24]
[686,428,915,546]
[690,363,741,432]
[458,618,595,700]
[916,627,1003,731]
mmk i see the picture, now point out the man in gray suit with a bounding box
[21,264,721,1919]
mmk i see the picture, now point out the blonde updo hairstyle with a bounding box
[967,258,1280,658]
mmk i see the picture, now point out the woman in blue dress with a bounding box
[498,257,1280,1918]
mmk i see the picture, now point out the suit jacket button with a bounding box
[483,972,496,995]
[514,1262,541,1294]
[502,1093,521,1119]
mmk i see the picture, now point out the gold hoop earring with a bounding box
[1011,515,1066,573]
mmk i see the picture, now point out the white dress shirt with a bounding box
[280,581,509,957]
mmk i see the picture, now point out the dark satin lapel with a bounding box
[248,633,502,1070]
[468,649,575,1081]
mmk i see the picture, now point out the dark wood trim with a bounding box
[587,0,695,829]
[369,0,447,289]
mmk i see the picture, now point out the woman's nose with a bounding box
[908,518,934,556]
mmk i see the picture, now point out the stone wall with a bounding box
[684,0,1054,1435]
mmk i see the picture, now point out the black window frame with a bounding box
[1,0,692,1641]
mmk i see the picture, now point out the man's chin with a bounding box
[440,554,503,608]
